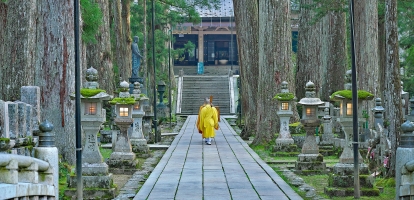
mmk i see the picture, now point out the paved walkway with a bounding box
[134,115,302,200]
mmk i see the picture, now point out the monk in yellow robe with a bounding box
[199,98,218,145]
[196,98,207,136]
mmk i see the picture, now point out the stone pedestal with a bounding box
[107,117,137,169]
[324,119,378,197]
[295,122,326,174]
[130,110,149,156]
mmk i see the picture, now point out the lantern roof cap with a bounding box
[298,81,324,106]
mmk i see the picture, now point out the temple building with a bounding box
[172,0,299,66]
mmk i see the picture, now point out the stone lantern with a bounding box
[157,81,166,108]
[274,81,296,149]
[325,70,377,198]
[330,70,373,164]
[107,81,137,168]
[372,98,384,130]
[295,81,326,172]
[130,82,149,156]
[157,81,167,120]
[67,66,116,199]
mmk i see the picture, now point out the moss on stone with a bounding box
[81,88,106,97]
[0,137,10,143]
[330,90,374,100]
[109,97,136,105]
[273,92,295,101]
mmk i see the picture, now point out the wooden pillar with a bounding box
[198,30,204,63]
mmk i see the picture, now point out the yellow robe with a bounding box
[196,104,205,135]
[199,104,218,138]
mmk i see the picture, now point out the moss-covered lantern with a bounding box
[274,81,296,146]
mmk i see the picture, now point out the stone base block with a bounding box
[106,155,138,169]
[82,162,109,176]
[295,153,326,172]
[273,143,298,153]
[297,153,324,162]
[64,187,116,200]
[328,174,374,188]
[131,139,149,154]
[270,151,300,157]
[295,161,326,172]
[67,174,114,189]
[324,187,379,197]
[276,138,294,145]
[109,152,136,161]
[333,163,368,176]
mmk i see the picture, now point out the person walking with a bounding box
[199,97,219,145]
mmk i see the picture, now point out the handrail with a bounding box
[0,154,50,171]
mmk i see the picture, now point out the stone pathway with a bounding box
[133,115,302,200]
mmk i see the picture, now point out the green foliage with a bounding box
[273,92,295,101]
[80,0,103,44]
[99,147,112,160]
[330,90,374,100]
[109,97,136,105]
[80,88,106,97]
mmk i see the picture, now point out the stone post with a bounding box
[406,96,414,122]
[295,81,326,174]
[130,82,149,156]
[372,98,384,131]
[274,81,296,151]
[20,86,41,134]
[396,120,414,199]
[321,108,333,144]
[34,120,59,199]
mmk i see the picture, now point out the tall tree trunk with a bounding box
[254,0,293,145]
[320,9,347,101]
[354,0,379,115]
[121,0,132,80]
[35,0,76,164]
[295,0,323,100]
[86,0,115,94]
[141,0,148,93]
[378,8,386,102]
[0,1,37,100]
[233,0,259,139]
[384,0,401,177]
[112,0,124,82]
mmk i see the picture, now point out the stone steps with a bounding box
[179,76,232,115]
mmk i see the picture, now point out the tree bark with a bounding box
[233,0,259,140]
[121,0,132,80]
[295,0,323,100]
[85,0,115,94]
[320,10,347,101]
[384,0,401,177]
[254,0,293,145]
[353,0,379,115]
[0,1,37,100]
[34,0,76,164]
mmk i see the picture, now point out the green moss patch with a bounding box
[109,97,136,105]
[330,90,374,100]
[273,92,295,101]
[0,138,10,143]
[80,88,106,97]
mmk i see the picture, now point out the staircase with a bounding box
[176,76,234,115]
